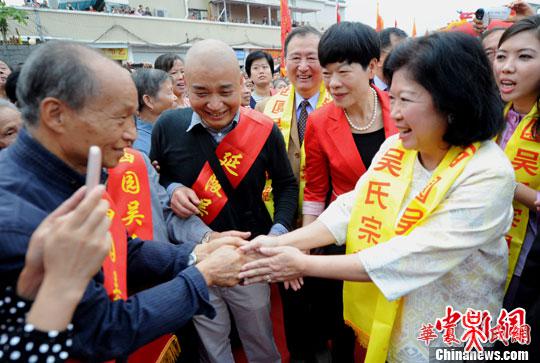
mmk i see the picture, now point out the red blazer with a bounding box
[303,87,398,210]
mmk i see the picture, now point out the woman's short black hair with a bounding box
[318,21,379,69]
[499,15,540,48]
[383,32,504,147]
[154,53,183,73]
[245,51,275,78]
[5,68,20,104]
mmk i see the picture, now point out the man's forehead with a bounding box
[191,80,236,89]
[288,36,319,52]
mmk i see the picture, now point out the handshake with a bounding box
[193,234,307,291]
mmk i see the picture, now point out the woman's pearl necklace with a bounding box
[344,87,378,132]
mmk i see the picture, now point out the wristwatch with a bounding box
[188,251,197,266]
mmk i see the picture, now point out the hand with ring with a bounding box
[239,246,307,288]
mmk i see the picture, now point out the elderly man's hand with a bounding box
[193,236,248,262]
[239,246,307,287]
[196,246,245,287]
[18,185,111,300]
[208,230,251,242]
[171,186,201,218]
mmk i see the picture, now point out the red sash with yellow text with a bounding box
[192,108,273,224]
[67,193,127,363]
[108,149,180,363]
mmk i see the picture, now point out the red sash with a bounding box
[107,149,153,240]
[192,108,274,224]
[67,193,128,363]
[108,148,180,363]
[69,149,179,362]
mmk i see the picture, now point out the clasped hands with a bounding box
[196,234,308,291]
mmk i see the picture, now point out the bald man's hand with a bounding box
[171,186,201,218]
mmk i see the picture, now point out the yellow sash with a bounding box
[345,139,479,363]
[502,103,540,287]
[262,83,332,216]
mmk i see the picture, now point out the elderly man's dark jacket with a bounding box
[0,129,215,362]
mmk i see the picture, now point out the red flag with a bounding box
[412,18,417,37]
[280,0,292,76]
[336,0,341,23]
[376,1,384,31]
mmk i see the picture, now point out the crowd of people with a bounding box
[0,1,539,362]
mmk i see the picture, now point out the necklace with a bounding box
[344,87,378,132]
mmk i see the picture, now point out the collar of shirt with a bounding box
[499,108,527,150]
[9,128,108,192]
[295,91,320,120]
[135,116,154,135]
[187,110,241,143]
[373,75,388,91]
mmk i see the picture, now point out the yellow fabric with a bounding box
[156,335,181,363]
[262,83,332,217]
[502,102,540,288]
[345,139,480,363]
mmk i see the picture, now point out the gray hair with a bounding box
[131,68,170,111]
[16,41,102,127]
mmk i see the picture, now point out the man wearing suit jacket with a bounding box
[258,26,332,363]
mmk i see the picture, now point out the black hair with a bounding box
[498,16,540,137]
[284,26,321,56]
[154,53,183,73]
[5,68,20,104]
[318,21,379,69]
[383,32,504,146]
[498,15,540,48]
[244,51,274,78]
[379,27,408,51]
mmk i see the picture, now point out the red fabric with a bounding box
[336,1,341,23]
[191,108,273,224]
[376,1,384,31]
[280,0,291,75]
[303,87,398,204]
[445,19,512,36]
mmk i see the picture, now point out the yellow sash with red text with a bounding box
[191,108,273,225]
[502,103,540,288]
[107,148,180,363]
[344,139,479,363]
[262,83,332,215]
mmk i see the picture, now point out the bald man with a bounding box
[151,40,298,363]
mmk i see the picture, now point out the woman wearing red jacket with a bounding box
[299,22,398,363]
[303,22,398,224]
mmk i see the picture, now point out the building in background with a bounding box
[2,0,346,66]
